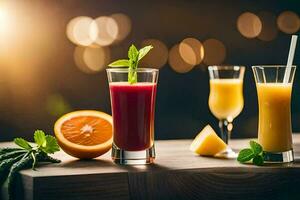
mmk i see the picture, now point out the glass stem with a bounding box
[219,119,233,145]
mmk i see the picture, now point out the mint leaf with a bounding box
[250,140,263,155]
[109,44,153,84]
[41,135,60,154]
[34,130,46,147]
[253,155,264,166]
[138,45,153,61]
[14,138,32,150]
[237,141,265,166]
[128,44,139,60]
[237,148,254,163]
[108,59,130,67]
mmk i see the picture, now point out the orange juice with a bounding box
[257,83,293,152]
[209,79,244,120]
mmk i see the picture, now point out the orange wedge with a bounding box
[190,125,227,156]
[54,110,113,159]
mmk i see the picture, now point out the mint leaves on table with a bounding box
[237,140,265,166]
[108,44,153,84]
[0,130,61,200]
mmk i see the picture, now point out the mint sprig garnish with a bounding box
[108,44,153,84]
[237,140,265,166]
[0,130,61,199]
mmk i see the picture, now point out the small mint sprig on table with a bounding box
[0,130,61,200]
[108,44,153,84]
[237,140,265,166]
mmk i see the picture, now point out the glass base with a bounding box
[215,147,237,159]
[264,149,294,163]
[111,143,155,165]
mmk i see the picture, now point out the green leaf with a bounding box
[31,152,37,169]
[250,140,263,155]
[138,45,153,61]
[34,130,46,147]
[41,135,60,154]
[109,44,154,84]
[128,44,139,60]
[108,59,130,67]
[253,155,264,166]
[237,148,254,163]
[14,138,31,150]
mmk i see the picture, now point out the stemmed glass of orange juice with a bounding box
[208,66,245,158]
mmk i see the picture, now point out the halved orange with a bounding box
[54,110,113,159]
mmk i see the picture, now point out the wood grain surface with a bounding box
[2,135,300,200]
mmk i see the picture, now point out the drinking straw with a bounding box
[283,35,298,83]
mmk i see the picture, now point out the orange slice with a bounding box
[190,125,227,156]
[54,110,113,159]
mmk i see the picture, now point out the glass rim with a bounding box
[208,65,245,70]
[252,65,297,69]
[106,68,159,73]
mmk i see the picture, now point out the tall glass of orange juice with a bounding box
[252,66,296,163]
[208,66,245,158]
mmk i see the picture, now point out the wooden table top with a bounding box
[2,135,300,200]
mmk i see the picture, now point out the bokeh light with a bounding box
[74,46,93,74]
[74,46,110,73]
[83,46,110,72]
[46,94,72,117]
[203,39,226,65]
[168,44,194,73]
[257,11,278,41]
[277,11,300,34]
[93,16,118,46]
[110,13,132,43]
[66,14,132,47]
[66,16,97,46]
[140,39,168,69]
[179,38,204,65]
[237,12,262,38]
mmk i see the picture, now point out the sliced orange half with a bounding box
[54,110,113,159]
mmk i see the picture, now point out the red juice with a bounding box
[109,82,157,151]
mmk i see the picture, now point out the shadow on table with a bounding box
[59,159,171,172]
[123,163,171,172]
[59,159,120,169]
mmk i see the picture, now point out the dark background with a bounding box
[0,0,299,141]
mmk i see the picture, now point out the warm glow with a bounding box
[0,5,14,39]
[66,16,97,46]
[168,44,194,73]
[140,39,168,69]
[110,13,132,43]
[258,11,278,41]
[277,11,300,34]
[179,38,204,66]
[203,39,226,65]
[237,12,262,38]
[0,7,8,27]
[94,16,118,46]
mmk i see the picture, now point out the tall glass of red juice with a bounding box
[106,68,158,165]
